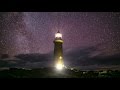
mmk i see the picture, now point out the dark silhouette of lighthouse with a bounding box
[53,31,64,70]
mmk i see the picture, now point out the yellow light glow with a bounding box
[55,33,62,38]
[56,63,64,70]
[59,56,62,59]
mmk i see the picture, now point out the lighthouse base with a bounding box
[55,63,64,70]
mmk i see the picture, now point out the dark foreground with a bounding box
[0,67,120,78]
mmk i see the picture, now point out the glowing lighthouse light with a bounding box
[55,31,62,38]
[56,63,63,70]
[55,56,64,70]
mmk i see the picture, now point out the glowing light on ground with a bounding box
[55,63,64,70]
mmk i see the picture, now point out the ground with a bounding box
[0,67,120,78]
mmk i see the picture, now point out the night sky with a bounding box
[0,12,120,70]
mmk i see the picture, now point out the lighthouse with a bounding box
[53,31,64,70]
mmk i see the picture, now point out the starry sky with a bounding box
[0,12,120,70]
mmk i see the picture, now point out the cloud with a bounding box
[64,45,120,70]
[0,44,120,70]
[0,53,53,68]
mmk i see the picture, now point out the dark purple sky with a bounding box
[0,12,120,69]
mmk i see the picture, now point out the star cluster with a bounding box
[0,12,120,63]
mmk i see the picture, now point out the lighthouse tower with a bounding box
[53,31,64,70]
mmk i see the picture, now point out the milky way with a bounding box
[0,12,120,57]
[0,12,120,55]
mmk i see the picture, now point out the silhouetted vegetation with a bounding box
[0,67,120,78]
